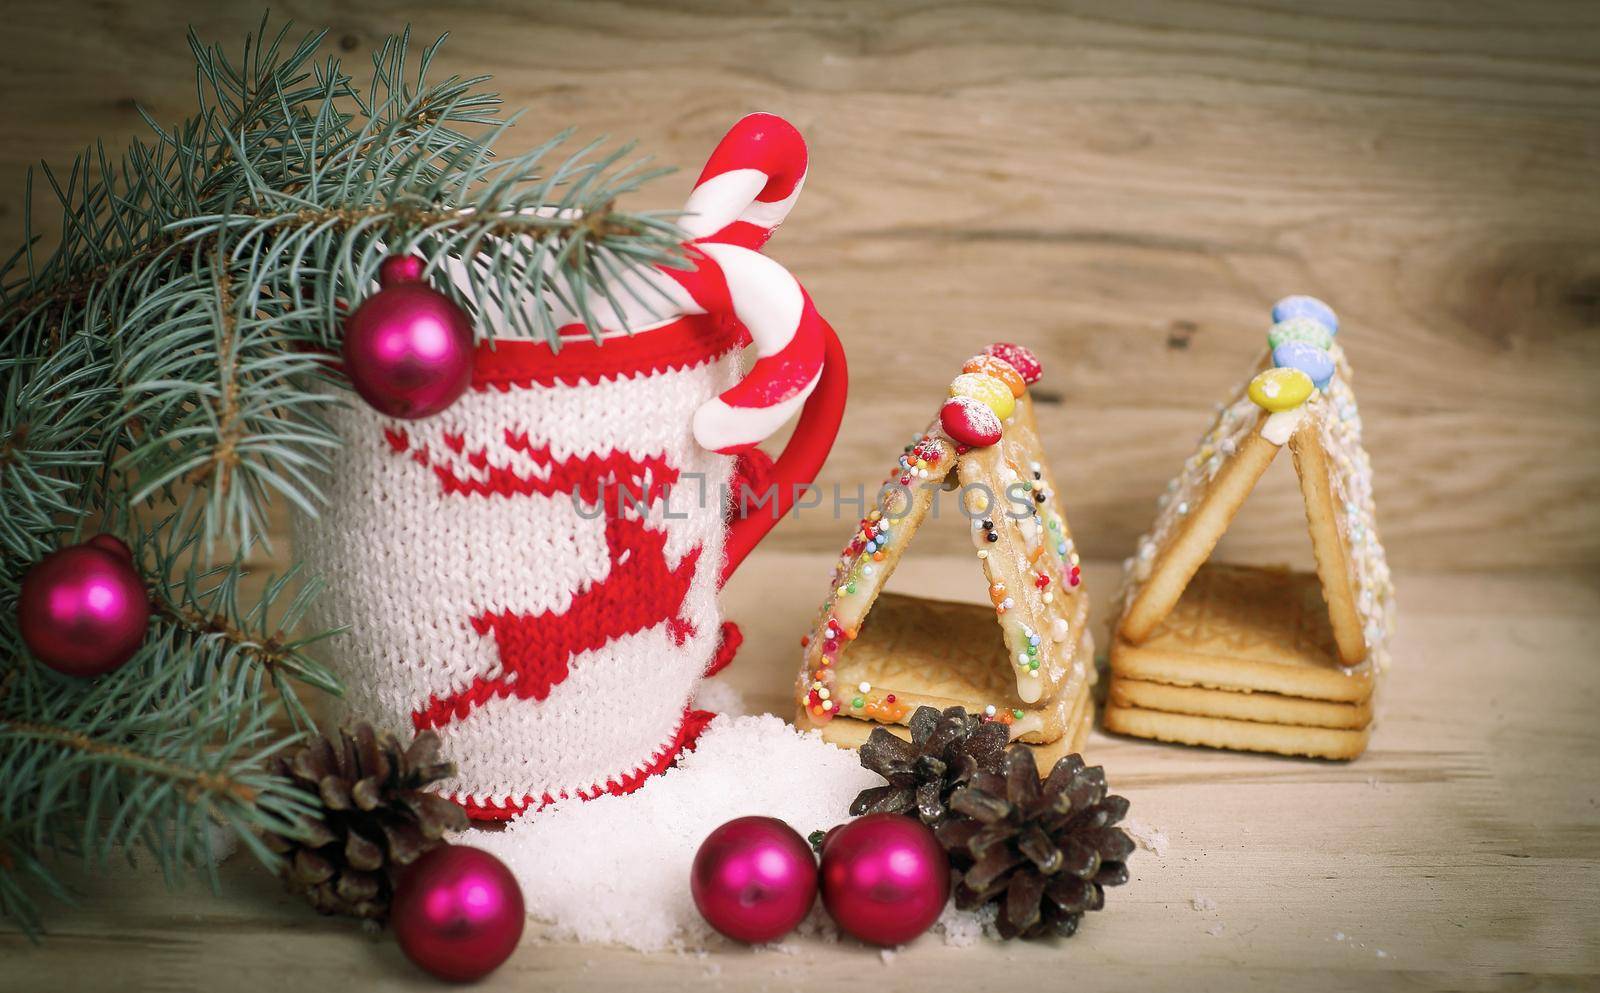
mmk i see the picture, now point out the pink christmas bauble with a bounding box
[390,845,524,983]
[341,256,475,420]
[18,537,149,677]
[691,816,818,943]
[820,814,950,946]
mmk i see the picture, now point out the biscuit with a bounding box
[1108,677,1371,730]
[1119,402,1279,646]
[1115,340,1392,673]
[1103,700,1370,760]
[1111,563,1374,703]
[825,591,1088,743]
[1288,416,1367,665]
[814,678,1095,771]
[794,344,1094,747]
[956,444,1091,708]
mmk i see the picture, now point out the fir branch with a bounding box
[0,15,688,940]
[0,641,321,939]
[1,719,261,804]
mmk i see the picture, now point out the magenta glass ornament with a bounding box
[18,537,149,678]
[390,845,525,983]
[340,255,475,420]
[691,816,818,943]
[820,813,950,946]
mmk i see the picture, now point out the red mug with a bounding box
[293,115,846,818]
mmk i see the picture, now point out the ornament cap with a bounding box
[379,254,427,286]
[86,533,135,563]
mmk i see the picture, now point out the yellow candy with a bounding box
[948,372,1016,420]
[1248,367,1314,412]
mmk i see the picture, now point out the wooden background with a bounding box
[1,0,1597,571]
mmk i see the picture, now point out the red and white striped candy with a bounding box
[680,113,807,250]
[670,114,829,454]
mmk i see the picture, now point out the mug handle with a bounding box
[720,319,847,586]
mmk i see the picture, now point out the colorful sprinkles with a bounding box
[1120,295,1395,670]
[797,342,1073,734]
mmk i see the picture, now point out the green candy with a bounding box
[1267,316,1333,351]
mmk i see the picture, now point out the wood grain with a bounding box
[1,1,1597,571]
[4,551,1599,991]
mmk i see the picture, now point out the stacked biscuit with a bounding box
[1105,295,1393,760]
[1107,564,1374,760]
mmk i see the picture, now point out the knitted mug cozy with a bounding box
[293,115,845,819]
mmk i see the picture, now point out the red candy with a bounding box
[983,342,1043,385]
[939,396,1002,448]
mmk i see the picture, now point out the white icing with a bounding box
[1260,406,1305,446]
[1016,673,1043,705]
[1008,713,1044,740]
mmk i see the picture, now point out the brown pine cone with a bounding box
[850,705,1009,824]
[264,724,467,920]
[936,746,1133,940]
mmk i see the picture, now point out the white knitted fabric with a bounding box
[292,345,740,814]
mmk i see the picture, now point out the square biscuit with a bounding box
[1108,677,1371,730]
[827,591,1088,744]
[1111,562,1374,703]
[812,679,1094,772]
[1103,700,1370,760]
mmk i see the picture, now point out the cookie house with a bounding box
[1105,296,1395,760]
[795,344,1095,766]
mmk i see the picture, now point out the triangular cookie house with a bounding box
[795,344,1095,760]
[1106,295,1395,760]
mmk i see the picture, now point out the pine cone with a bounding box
[850,705,1009,825]
[936,746,1133,940]
[264,724,467,920]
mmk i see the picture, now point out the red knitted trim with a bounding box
[471,315,746,391]
[451,704,716,821]
[385,428,680,504]
[412,515,702,731]
[726,449,775,522]
[704,621,742,678]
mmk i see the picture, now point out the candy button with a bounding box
[948,372,1016,420]
[1272,340,1334,389]
[961,354,1027,397]
[1271,295,1338,335]
[1267,316,1333,352]
[940,396,1003,447]
[1248,367,1315,412]
[983,342,1043,384]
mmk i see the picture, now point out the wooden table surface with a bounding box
[4,551,1597,992]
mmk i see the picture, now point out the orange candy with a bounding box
[962,355,1026,398]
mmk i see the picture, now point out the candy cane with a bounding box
[681,113,808,250]
[672,114,829,454]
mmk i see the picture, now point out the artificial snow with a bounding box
[691,676,748,718]
[935,902,999,947]
[1122,817,1169,857]
[469,714,880,952]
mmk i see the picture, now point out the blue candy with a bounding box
[1271,295,1338,336]
[1272,341,1335,389]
